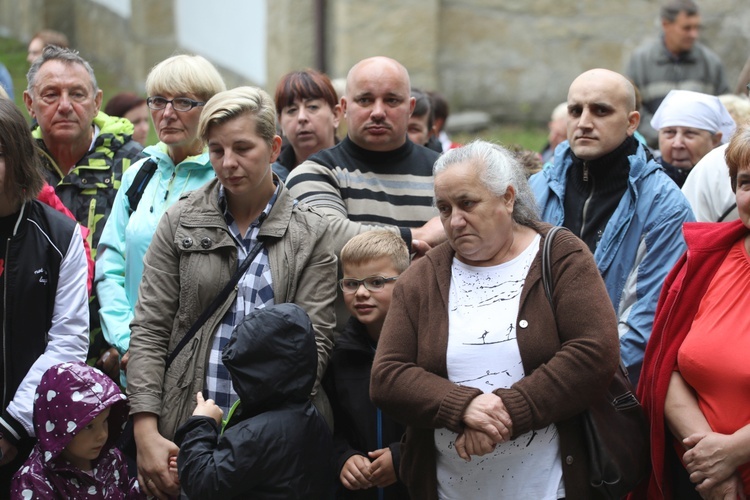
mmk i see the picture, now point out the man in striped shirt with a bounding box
[286,56,445,259]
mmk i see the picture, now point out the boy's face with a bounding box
[61,407,110,471]
[342,256,401,341]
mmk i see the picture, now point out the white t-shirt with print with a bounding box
[435,234,565,500]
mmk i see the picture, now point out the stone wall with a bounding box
[2,0,748,124]
[273,0,750,122]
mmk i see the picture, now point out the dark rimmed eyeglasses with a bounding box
[147,96,206,112]
[339,276,398,293]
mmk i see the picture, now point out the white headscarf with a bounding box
[651,90,736,144]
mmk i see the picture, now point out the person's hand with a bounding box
[134,414,180,499]
[411,239,432,259]
[462,393,513,443]
[411,217,446,247]
[192,392,223,424]
[340,454,374,491]
[696,472,746,500]
[120,350,130,374]
[368,448,397,488]
[0,436,18,466]
[168,455,178,484]
[455,427,498,461]
[684,432,741,488]
[96,347,120,381]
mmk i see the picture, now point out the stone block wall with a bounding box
[1,0,747,124]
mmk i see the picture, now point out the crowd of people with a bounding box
[1,0,750,498]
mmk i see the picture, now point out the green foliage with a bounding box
[0,36,30,110]
[452,124,548,153]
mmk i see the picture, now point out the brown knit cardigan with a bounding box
[370,224,620,499]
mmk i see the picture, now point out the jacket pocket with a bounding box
[160,337,200,439]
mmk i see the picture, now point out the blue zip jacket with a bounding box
[95,143,215,377]
[529,140,694,383]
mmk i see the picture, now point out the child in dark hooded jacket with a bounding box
[11,361,144,499]
[174,303,334,499]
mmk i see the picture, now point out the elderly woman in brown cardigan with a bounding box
[370,140,620,499]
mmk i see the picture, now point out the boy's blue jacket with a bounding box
[529,140,694,382]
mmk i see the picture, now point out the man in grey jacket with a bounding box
[626,0,730,146]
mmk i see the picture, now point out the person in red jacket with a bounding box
[638,122,750,499]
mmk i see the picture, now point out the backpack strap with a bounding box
[125,158,158,213]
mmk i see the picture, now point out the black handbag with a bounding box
[542,226,649,499]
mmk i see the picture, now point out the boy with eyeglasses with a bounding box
[324,230,410,499]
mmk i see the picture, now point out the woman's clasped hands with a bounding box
[455,393,513,462]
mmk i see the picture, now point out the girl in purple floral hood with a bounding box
[10,362,145,499]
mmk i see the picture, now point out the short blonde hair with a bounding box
[340,230,410,274]
[198,86,277,147]
[145,54,226,103]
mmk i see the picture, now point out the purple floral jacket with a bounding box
[10,362,144,499]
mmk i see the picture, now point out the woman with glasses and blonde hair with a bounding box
[95,54,226,389]
[127,86,337,499]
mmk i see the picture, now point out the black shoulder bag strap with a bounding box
[164,240,264,370]
[125,158,159,213]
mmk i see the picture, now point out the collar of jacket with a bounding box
[177,176,295,243]
[569,135,636,192]
[658,35,698,64]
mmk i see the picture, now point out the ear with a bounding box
[408,96,416,117]
[23,91,35,118]
[332,103,342,129]
[340,96,348,118]
[504,185,516,209]
[94,89,103,114]
[626,110,640,135]
[712,131,722,147]
[270,135,283,163]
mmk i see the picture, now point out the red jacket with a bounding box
[637,219,749,498]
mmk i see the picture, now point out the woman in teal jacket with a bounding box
[95,54,226,386]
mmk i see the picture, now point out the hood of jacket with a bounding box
[33,362,129,463]
[141,142,212,173]
[222,303,316,418]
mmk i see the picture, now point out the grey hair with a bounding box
[661,0,699,22]
[433,140,540,227]
[27,45,98,94]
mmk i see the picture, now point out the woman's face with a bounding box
[736,165,750,229]
[434,161,516,266]
[150,92,203,149]
[124,102,150,146]
[207,113,281,201]
[279,97,340,161]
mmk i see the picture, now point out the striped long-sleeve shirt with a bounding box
[286,136,440,256]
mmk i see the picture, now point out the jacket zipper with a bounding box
[580,161,595,239]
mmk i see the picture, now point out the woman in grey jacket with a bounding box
[127,87,337,499]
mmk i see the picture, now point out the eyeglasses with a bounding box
[147,96,206,112]
[339,276,398,293]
